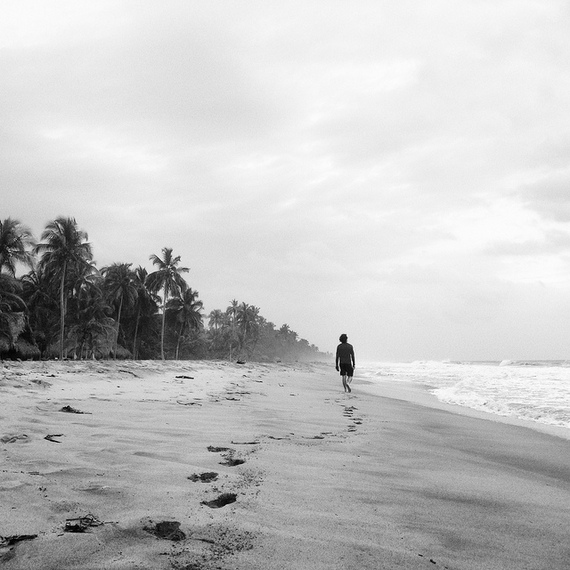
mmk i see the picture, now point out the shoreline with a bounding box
[2,360,570,569]
[354,375,570,442]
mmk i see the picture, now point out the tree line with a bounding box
[0,217,326,362]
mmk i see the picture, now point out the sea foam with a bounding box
[359,360,570,430]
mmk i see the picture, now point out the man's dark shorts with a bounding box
[339,363,353,377]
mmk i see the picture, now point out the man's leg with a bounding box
[342,374,347,392]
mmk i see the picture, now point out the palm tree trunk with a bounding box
[133,308,140,359]
[160,285,168,360]
[175,320,185,360]
[115,296,123,359]
[160,307,166,360]
[59,261,67,359]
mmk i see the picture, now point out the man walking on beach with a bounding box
[335,334,355,393]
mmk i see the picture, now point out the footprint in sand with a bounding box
[143,520,186,541]
[220,455,245,467]
[188,472,219,483]
[338,404,365,432]
[207,445,246,466]
[201,493,237,509]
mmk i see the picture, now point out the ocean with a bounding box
[358,360,570,431]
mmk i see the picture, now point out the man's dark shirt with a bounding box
[336,342,355,366]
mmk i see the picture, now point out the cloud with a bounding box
[517,169,570,222]
[2,1,570,359]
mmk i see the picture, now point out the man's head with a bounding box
[339,334,348,343]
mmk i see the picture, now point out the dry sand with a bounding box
[1,360,570,570]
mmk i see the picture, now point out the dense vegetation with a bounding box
[0,217,326,362]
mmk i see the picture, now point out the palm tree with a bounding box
[67,277,114,359]
[208,309,224,331]
[0,273,28,352]
[236,302,260,356]
[146,247,189,360]
[62,262,100,357]
[21,268,59,357]
[130,266,159,359]
[0,273,27,313]
[34,217,93,359]
[225,299,239,360]
[0,218,35,276]
[102,262,138,357]
[205,309,228,357]
[167,288,203,359]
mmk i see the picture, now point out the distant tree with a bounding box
[208,309,224,331]
[167,288,203,359]
[279,323,291,336]
[21,269,59,357]
[252,317,279,361]
[0,218,35,276]
[225,299,240,360]
[102,262,138,357]
[205,309,228,357]
[236,302,260,356]
[0,273,28,354]
[146,247,189,360]
[130,266,159,359]
[203,302,326,362]
[67,275,114,359]
[34,217,93,359]
[0,273,27,313]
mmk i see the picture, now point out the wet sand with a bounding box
[1,360,569,569]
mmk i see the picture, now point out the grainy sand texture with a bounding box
[1,360,570,569]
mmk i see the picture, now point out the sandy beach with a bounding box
[1,360,570,570]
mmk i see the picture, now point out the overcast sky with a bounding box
[3,1,570,361]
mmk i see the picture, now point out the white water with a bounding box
[358,360,570,430]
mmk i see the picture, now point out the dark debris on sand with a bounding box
[44,434,64,443]
[0,534,38,548]
[0,434,30,444]
[0,534,38,564]
[60,405,90,414]
[64,514,104,533]
[207,445,234,453]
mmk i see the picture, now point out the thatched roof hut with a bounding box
[0,336,41,360]
[15,339,41,359]
[114,345,133,359]
[0,311,41,359]
[1,312,26,345]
